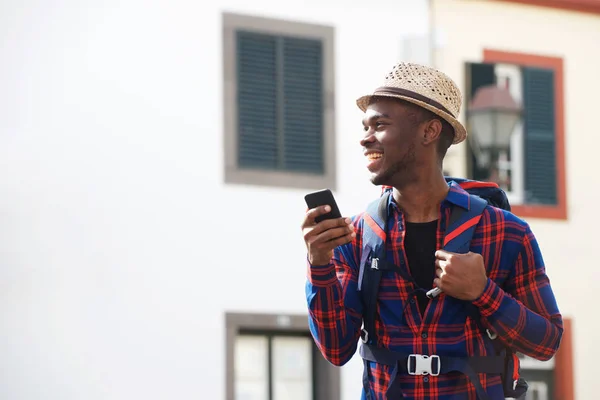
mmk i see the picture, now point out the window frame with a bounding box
[222,12,336,190]
[225,312,341,400]
[482,49,567,220]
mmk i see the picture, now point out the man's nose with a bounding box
[360,131,376,147]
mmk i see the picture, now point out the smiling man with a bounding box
[301,62,563,399]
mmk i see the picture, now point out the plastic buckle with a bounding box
[361,328,369,344]
[486,329,498,340]
[371,258,379,270]
[407,354,441,376]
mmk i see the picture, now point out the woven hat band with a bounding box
[373,86,454,117]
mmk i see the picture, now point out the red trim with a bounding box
[364,213,386,241]
[458,181,500,190]
[494,0,600,15]
[512,353,520,381]
[443,215,482,246]
[483,49,567,220]
[382,181,499,193]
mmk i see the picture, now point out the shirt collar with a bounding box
[444,180,472,210]
[382,180,472,215]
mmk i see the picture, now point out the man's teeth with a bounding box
[367,153,383,160]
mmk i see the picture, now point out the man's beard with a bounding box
[370,143,417,188]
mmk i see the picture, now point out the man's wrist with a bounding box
[468,276,489,301]
[306,257,337,287]
[471,278,505,317]
[309,259,332,267]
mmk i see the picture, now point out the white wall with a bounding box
[433,1,600,398]
[0,0,429,399]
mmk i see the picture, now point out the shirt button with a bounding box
[410,298,415,303]
[421,333,428,339]
[423,377,429,383]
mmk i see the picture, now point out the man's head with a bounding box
[355,62,466,188]
[360,96,454,187]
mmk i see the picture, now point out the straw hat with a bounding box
[356,62,467,145]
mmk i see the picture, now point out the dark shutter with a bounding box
[236,31,324,174]
[522,67,557,205]
[236,31,278,170]
[282,37,324,174]
[468,62,496,98]
[466,62,496,181]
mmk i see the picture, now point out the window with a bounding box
[464,50,566,219]
[222,13,336,189]
[517,352,555,400]
[225,313,340,400]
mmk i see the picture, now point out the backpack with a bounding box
[356,177,528,400]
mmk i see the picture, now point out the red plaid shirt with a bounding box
[305,182,563,399]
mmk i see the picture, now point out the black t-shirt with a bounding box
[404,220,438,316]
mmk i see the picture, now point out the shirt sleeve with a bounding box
[305,216,364,366]
[472,222,563,361]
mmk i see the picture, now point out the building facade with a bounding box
[0,0,594,399]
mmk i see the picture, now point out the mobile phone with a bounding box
[304,189,343,223]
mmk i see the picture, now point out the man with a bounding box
[302,62,562,399]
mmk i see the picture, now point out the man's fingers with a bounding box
[302,206,330,228]
[305,216,352,237]
[329,232,355,248]
[435,250,461,261]
[301,205,331,230]
[310,225,355,246]
[435,249,457,260]
[304,205,331,224]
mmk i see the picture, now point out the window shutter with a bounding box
[468,62,496,98]
[236,31,324,175]
[236,31,278,170]
[522,67,557,205]
[282,37,324,174]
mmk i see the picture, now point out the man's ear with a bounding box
[422,118,443,146]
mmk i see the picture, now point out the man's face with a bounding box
[360,98,423,188]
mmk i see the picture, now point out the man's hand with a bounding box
[302,205,355,266]
[434,250,488,301]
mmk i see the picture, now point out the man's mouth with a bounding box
[365,152,384,172]
[366,152,383,161]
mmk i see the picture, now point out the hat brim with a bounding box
[356,93,467,145]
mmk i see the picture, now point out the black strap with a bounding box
[360,344,504,374]
[362,266,383,346]
[377,190,390,223]
[361,191,391,346]
[361,344,504,400]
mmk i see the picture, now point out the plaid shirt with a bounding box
[305,182,563,399]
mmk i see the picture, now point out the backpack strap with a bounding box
[357,192,390,400]
[444,194,488,253]
[358,191,390,346]
[426,194,488,299]
[444,196,527,397]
